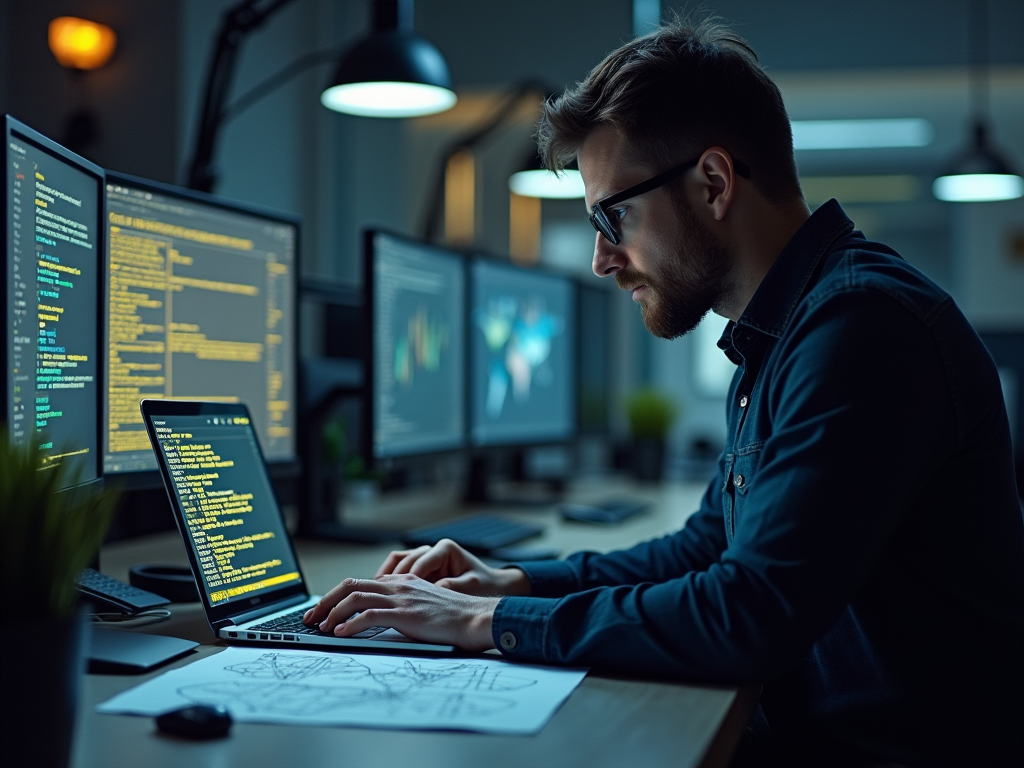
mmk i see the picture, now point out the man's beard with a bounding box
[615,201,731,340]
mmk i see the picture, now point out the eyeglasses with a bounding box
[588,154,752,245]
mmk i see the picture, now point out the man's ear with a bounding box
[696,147,737,221]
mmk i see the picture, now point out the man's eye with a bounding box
[609,207,627,225]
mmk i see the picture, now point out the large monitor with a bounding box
[104,173,298,475]
[470,259,575,446]
[3,115,103,489]
[364,230,466,461]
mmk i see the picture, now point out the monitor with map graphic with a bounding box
[469,258,575,446]
[364,230,466,460]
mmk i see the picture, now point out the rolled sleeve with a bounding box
[491,595,559,661]
[507,559,580,597]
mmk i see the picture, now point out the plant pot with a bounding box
[631,438,666,482]
[0,607,88,767]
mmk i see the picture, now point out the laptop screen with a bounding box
[147,412,302,609]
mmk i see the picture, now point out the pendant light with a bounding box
[933,0,1023,202]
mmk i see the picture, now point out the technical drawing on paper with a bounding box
[97,647,586,733]
[178,653,539,720]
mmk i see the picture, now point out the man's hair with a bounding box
[537,15,801,204]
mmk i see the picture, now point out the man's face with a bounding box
[578,126,732,339]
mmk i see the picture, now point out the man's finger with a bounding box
[436,572,480,595]
[321,589,392,633]
[374,548,425,579]
[334,607,394,638]
[305,578,387,625]
[392,549,431,575]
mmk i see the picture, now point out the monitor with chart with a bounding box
[470,259,575,446]
[103,173,298,474]
[4,115,103,489]
[365,230,466,460]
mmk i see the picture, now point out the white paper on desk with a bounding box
[97,647,587,735]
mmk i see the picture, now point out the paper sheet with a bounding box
[97,647,587,734]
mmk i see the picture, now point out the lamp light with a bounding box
[933,0,1023,203]
[508,152,585,199]
[320,0,456,118]
[48,17,117,70]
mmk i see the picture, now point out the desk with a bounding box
[76,479,756,768]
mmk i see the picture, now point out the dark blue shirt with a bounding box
[491,200,1024,766]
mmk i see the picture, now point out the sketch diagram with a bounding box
[177,653,538,720]
[97,647,586,734]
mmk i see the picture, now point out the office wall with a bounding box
[1,0,181,183]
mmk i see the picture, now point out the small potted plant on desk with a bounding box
[0,432,119,768]
[625,388,679,483]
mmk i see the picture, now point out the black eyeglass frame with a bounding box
[588,154,752,245]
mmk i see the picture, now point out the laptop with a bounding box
[140,398,455,654]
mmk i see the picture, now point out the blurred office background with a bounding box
[3,0,1021,497]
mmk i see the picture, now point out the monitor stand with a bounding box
[463,455,564,508]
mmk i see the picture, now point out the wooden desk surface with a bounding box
[78,478,755,768]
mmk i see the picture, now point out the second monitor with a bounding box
[103,174,298,475]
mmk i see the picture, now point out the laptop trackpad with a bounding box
[375,628,420,642]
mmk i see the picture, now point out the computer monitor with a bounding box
[3,115,103,489]
[469,258,576,447]
[364,230,466,462]
[103,173,298,476]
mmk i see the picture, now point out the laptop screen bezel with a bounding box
[140,398,309,626]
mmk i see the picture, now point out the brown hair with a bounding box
[537,14,801,204]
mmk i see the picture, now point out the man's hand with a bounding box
[372,539,532,597]
[301,574,501,651]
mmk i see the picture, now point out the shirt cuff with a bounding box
[506,558,580,597]
[491,595,559,661]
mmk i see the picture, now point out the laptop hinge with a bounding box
[212,619,234,630]
[228,593,309,627]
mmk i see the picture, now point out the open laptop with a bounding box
[140,399,455,654]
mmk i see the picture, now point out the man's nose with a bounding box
[592,232,627,277]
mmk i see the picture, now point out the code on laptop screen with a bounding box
[148,413,301,607]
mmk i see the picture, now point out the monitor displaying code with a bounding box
[149,413,301,607]
[371,233,465,458]
[5,127,100,486]
[470,260,575,446]
[105,180,296,473]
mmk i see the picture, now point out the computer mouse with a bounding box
[155,704,232,739]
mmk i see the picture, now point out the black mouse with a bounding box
[155,704,232,739]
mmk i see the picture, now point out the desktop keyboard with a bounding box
[402,515,544,553]
[248,609,388,640]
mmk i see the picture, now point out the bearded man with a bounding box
[306,17,1024,767]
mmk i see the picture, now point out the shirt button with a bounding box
[739,395,749,408]
[499,631,518,652]
[734,474,745,488]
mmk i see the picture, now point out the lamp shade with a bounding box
[933,122,1024,202]
[321,30,456,117]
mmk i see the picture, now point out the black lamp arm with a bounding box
[419,78,552,242]
[186,0,299,192]
[222,48,342,124]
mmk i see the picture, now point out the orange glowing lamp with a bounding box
[48,17,117,70]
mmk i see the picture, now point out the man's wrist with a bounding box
[500,566,532,596]
[466,596,502,651]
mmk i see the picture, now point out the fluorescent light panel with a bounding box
[800,175,921,205]
[792,119,933,150]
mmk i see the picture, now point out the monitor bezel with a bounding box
[139,398,309,627]
[467,253,579,450]
[361,227,471,467]
[3,115,106,491]
[103,171,302,482]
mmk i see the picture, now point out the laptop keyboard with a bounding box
[248,609,388,640]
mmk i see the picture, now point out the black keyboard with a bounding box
[77,568,170,613]
[248,609,388,640]
[402,515,543,552]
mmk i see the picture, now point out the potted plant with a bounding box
[625,388,679,482]
[0,431,119,768]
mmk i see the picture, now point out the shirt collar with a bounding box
[718,199,857,353]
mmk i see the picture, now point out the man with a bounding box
[305,17,1024,767]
